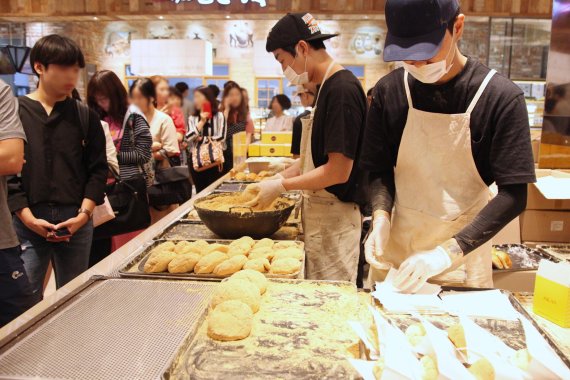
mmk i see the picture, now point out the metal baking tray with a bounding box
[492,244,560,272]
[370,286,570,368]
[537,244,570,262]
[159,220,302,241]
[166,279,361,380]
[0,277,216,380]
[118,239,306,281]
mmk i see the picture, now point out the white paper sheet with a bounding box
[519,316,570,379]
[372,269,443,314]
[349,320,380,359]
[419,317,475,380]
[441,290,519,320]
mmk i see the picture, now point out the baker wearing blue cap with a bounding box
[361,0,536,292]
[245,13,367,282]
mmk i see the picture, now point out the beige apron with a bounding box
[299,61,362,282]
[368,70,497,288]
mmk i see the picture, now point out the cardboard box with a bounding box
[520,210,570,243]
[493,216,521,245]
[526,169,570,210]
[248,143,261,157]
[259,144,292,157]
[261,132,292,144]
[533,260,570,327]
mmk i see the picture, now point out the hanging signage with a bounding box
[170,0,267,6]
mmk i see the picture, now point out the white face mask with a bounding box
[403,32,457,84]
[284,46,309,85]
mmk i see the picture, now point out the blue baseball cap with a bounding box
[383,0,460,62]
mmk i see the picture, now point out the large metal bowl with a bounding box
[193,193,296,239]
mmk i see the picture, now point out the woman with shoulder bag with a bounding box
[87,71,153,264]
[131,78,183,224]
[186,86,227,193]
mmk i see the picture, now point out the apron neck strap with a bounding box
[314,60,336,107]
[466,69,496,114]
[403,71,413,108]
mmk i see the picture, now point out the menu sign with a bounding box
[170,0,267,6]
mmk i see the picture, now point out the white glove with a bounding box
[392,247,452,294]
[243,179,286,209]
[262,173,284,181]
[364,214,392,270]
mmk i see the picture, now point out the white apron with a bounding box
[299,61,362,282]
[368,70,497,288]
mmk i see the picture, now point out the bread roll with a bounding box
[253,238,274,250]
[213,255,248,276]
[249,247,274,260]
[207,300,253,341]
[232,236,255,248]
[174,240,194,255]
[210,279,261,313]
[207,243,230,254]
[447,324,466,349]
[405,323,426,346]
[273,241,298,250]
[243,258,271,273]
[227,245,250,258]
[168,253,201,273]
[235,172,247,181]
[271,247,303,262]
[468,358,495,380]
[144,251,177,273]
[270,258,301,275]
[230,269,268,294]
[195,252,229,274]
[420,355,438,380]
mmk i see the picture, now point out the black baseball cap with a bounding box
[266,13,339,53]
[384,0,460,62]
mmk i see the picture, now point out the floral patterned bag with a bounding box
[191,137,225,172]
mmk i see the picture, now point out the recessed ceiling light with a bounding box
[225,15,231,19]
[158,15,164,20]
[93,16,99,21]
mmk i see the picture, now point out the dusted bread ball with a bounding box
[207,300,253,341]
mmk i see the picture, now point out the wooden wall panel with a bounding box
[0,0,554,19]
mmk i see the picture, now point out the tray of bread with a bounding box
[118,238,305,281]
[491,244,559,271]
[158,220,302,241]
[351,288,570,380]
[167,278,361,380]
[227,169,275,183]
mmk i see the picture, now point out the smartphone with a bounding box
[53,227,72,239]
[202,101,212,119]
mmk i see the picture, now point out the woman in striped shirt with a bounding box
[87,70,153,261]
[186,86,227,193]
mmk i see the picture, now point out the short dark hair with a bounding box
[129,78,157,107]
[282,39,326,58]
[29,34,85,77]
[269,94,292,111]
[447,7,461,33]
[193,86,219,117]
[88,70,129,122]
[175,82,189,94]
[169,86,183,102]
[208,84,221,98]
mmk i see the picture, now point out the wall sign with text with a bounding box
[170,0,267,6]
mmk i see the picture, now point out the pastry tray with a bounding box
[492,244,560,272]
[118,239,305,281]
[371,286,570,368]
[166,279,361,380]
[158,220,302,241]
[0,277,216,380]
[536,244,570,262]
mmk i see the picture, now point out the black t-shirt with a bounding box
[291,109,310,156]
[312,69,367,203]
[360,58,536,187]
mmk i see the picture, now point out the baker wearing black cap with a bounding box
[245,13,367,282]
[361,0,536,292]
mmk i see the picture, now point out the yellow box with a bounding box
[533,261,570,328]
[259,144,292,157]
[261,132,292,144]
[248,143,261,157]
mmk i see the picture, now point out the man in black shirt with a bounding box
[246,13,366,282]
[361,0,535,292]
[290,83,316,158]
[8,35,107,304]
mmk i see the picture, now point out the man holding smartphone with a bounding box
[8,35,107,304]
[0,79,34,327]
